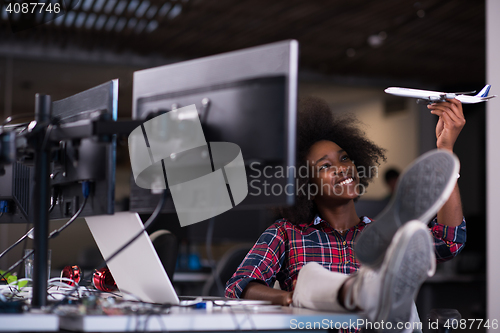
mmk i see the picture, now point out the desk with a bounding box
[59,306,360,332]
[0,313,59,332]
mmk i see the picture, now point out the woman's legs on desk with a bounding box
[293,221,433,332]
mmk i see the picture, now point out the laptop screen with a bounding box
[85,212,179,304]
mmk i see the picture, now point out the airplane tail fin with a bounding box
[476,85,491,97]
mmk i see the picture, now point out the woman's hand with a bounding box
[241,281,294,306]
[241,281,293,306]
[282,290,294,306]
[427,99,466,152]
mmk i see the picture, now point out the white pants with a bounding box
[292,263,422,333]
[292,262,350,312]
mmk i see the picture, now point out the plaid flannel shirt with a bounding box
[225,216,466,298]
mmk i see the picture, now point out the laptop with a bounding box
[85,212,180,304]
[86,212,271,307]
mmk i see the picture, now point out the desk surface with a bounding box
[0,313,59,332]
[59,306,360,332]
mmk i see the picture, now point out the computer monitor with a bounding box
[129,40,298,215]
[0,80,117,222]
[48,79,118,220]
[0,161,33,224]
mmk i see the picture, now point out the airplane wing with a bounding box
[416,95,448,104]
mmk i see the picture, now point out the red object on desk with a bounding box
[61,265,82,286]
[93,267,118,292]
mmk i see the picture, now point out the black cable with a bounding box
[0,216,32,286]
[0,184,90,288]
[12,214,33,300]
[48,196,87,240]
[0,190,58,262]
[96,189,167,268]
[0,228,33,261]
[1,249,33,286]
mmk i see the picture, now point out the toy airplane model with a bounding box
[384,85,497,104]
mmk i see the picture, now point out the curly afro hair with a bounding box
[280,96,386,224]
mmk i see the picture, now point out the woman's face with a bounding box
[306,140,360,202]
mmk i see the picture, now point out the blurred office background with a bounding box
[0,1,488,331]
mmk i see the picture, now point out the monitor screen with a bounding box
[129,40,298,215]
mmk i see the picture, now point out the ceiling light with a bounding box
[367,31,387,48]
[346,48,356,57]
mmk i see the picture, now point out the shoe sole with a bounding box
[355,149,459,266]
[374,221,434,332]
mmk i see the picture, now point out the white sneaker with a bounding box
[346,221,435,332]
[355,149,459,266]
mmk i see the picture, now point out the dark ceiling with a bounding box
[1,0,486,88]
